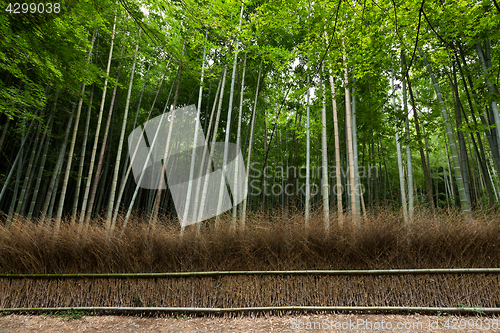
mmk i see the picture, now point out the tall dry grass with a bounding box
[1,209,500,310]
[1,209,499,273]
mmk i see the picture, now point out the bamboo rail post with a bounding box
[2,268,500,278]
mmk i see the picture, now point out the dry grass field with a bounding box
[0,209,499,314]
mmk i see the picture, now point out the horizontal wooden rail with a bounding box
[0,306,498,313]
[1,268,500,278]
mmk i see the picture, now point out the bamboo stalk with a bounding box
[320,70,330,231]
[305,78,311,228]
[423,54,471,218]
[1,306,499,313]
[2,268,500,278]
[216,2,245,221]
[241,60,263,229]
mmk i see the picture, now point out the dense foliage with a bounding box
[1,0,499,230]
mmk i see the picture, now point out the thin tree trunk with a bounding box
[466,113,495,206]
[85,54,122,225]
[110,65,168,228]
[391,62,408,223]
[401,52,414,220]
[476,42,500,158]
[197,66,228,225]
[0,117,35,206]
[451,64,472,211]
[150,64,184,222]
[19,123,45,215]
[320,73,329,231]
[457,44,500,177]
[131,61,151,130]
[443,133,456,207]
[393,96,408,223]
[46,152,65,221]
[305,78,311,228]
[241,60,262,229]
[328,65,342,223]
[440,147,452,204]
[232,52,246,227]
[15,120,41,216]
[351,75,361,217]
[262,105,268,212]
[121,103,174,235]
[112,62,177,230]
[193,72,223,233]
[6,145,22,227]
[150,61,182,227]
[79,10,117,229]
[72,85,94,219]
[181,31,208,235]
[85,45,125,226]
[105,40,139,228]
[40,106,75,223]
[0,118,10,152]
[455,52,495,206]
[28,108,55,219]
[405,63,435,212]
[56,31,96,226]
[6,113,28,225]
[487,156,500,203]
[216,2,244,222]
[343,44,357,223]
[423,55,471,218]
[96,126,114,215]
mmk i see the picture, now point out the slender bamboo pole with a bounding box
[193,74,223,234]
[423,55,471,218]
[401,53,414,221]
[241,61,263,229]
[440,147,452,205]
[181,30,207,234]
[197,66,228,224]
[149,62,183,225]
[105,38,139,228]
[487,157,500,203]
[305,78,311,228]
[351,76,361,217]
[1,306,499,314]
[343,42,357,223]
[392,67,408,224]
[72,86,94,219]
[216,2,245,220]
[232,52,247,228]
[41,107,75,225]
[28,111,54,219]
[0,118,35,206]
[0,118,10,152]
[110,64,171,229]
[79,10,117,228]
[327,65,342,222]
[476,42,500,159]
[15,120,41,216]
[320,72,329,232]
[406,62,435,212]
[85,46,125,226]
[56,31,97,226]
[2,268,500,278]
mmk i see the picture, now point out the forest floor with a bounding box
[0,313,498,332]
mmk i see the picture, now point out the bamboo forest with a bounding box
[1,0,500,322]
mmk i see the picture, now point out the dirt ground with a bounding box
[0,313,498,332]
